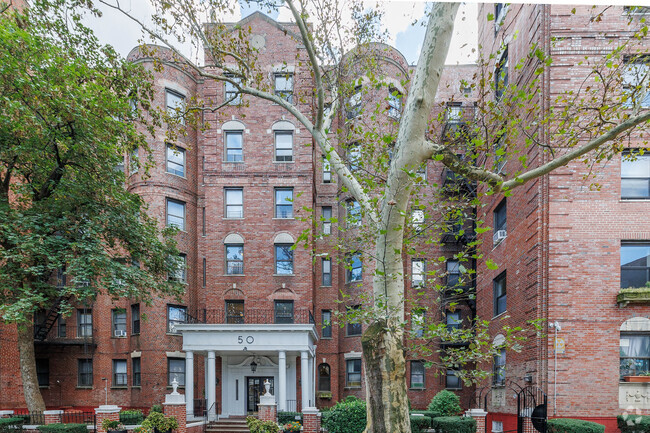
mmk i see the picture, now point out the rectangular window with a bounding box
[36,359,49,387]
[346,359,362,387]
[203,257,206,287]
[620,334,650,378]
[226,244,244,275]
[446,369,461,389]
[494,272,507,317]
[167,305,187,334]
[346,199,361,227]
[275,244,294,275]
[275,188,293,218]
[78,359,93,387]
[224,74,241,104]
[445,102,463,124]
[493,348,506,386]
[495,48,508,100]
[412,209,425,234]
[322,258,332,286]
[623,55,650,108]
[167,199,186,230]
[347,144,361,172]
[622,151,650,199]
[346,86,362,119]
[57,316,66,338]
[446,259,461,287]
[412,259,425,287]
[129,146,138,173]
[494,199,507,232]
[131,304,140,335]
[346,253,362,283]
[166,89,185,123]
[346,305,362,336]
[113,359,127,387]
[225,188,244,218]
[225,131,243,162]
[322,156,331,183]
[321,310,332,338]
[388,88,402,119]
[274,300,294,324]
[446,310,461,331]
[132,358,141,387]
[274,73,293,103]
[621,242,650,288]
[57,267,66,288]
[412,309,425,338]
[494,134,506,173]
[410,361,425,389]
[112,309,127,338]
[166,144,185,177]
[226,300,245,324]
[169,254,187,283]
[77,309,92,338]
[274,131,293,162]
[168,358,185,386]
[322,206,332,235]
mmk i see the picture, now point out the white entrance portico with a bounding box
[176,323,318,419]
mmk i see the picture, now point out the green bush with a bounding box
[321,396,366,433]
[410,415,432,433]
[411,410,441,420]
[0,417,24,433]
[141,412,178,433]
[120,410,144,425]
[618,414,650,432]
[431,416,476,433]
[37,424,88,433]
[277,412,302,425]
[149,405,163,414]
[427,390,462,416]
[245,417,279,433]
[548,418,605,433]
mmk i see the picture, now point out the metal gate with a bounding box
[517,386,547,433]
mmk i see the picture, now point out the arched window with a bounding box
[318,363,331,391]
[621,317,650,380]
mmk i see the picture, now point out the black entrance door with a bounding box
[246,377,274,413]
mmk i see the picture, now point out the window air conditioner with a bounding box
[115,330,127,337]
[493,230,507,244]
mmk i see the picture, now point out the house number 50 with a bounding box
[238,336,255,344]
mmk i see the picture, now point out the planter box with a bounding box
[624,376,650,383]
[617,288,650,307]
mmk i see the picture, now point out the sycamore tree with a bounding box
[0,2,184,412]
[93,1,650,431]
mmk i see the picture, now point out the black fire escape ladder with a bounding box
[33,296,68,341]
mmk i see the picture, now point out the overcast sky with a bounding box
[88,1,477,65]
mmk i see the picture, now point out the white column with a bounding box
[207,351,216,420]
[307,354,314,407]
[278,351,287,411]
[300,351,309,411]
[185,351,194,417]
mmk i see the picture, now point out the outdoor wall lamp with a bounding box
[250,360,258,372]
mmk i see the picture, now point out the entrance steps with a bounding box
[206,417,250,433]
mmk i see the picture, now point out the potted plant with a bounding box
[282,421,301,433]
[141,412,178,433]
[102,419,127,433]
[624,371,650,383]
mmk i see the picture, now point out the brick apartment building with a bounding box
[0,4,649,432]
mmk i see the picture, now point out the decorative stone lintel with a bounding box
[95,405,121,414]
[465,409,487,417]
[43,411,64,415]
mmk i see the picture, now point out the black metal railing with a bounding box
[61,411,96,426]
[194,398,206,417]
[188,308,316,325]
[12,410,44,425]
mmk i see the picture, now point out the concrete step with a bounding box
[206,418,250,433]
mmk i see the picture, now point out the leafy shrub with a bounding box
[101,419,123,431]
[120,410,144,425]
[277,412,302,425]
[245,417,279,433]
[141,412,178,433]
[410,415,432,433]
[150,405,163,414]
[548,418,604,433]
[37,424,88,433]
[431,416,476,433]
[618,415,650,432]
[281,421,301,433]
[0,417,24,433]
[321,396,366,433]
[411,410,441,420]
[427,390,462,416]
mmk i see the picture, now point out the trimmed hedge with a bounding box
[320,396,366,433]
[428,390,462,417]
[277,412,302,425]
[37,424,88,433]
[0,417,24,433]
[431,416,476,433]
[410,415,432,433]
[120,410,144,425]
[617,415,650,433]
[548,418,604,433]
[411,410,441,420]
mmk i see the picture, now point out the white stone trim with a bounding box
[621,317,650,332]
[271,120,296,131]
[222,120,246,131]
[44,410,64,415]
[224,233,245,244]
[166,351,186,358]
[130,351,142,358]
[344,351,362,359]
[273,232,295,244]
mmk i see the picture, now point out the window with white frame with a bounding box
[446,259,461,287]
[388,88,402,119]
[347,305,362,336]
[275,131,293,162]
[226,244,244,275]
[113,359,127,387]
[446,102,463,123]
[412,259,425,287]
[493,348,506,386]
[347,143,361,172]
[77,309,92,338]
[225,131,243,162]
[346,253,362,283]
[346,86,362,119]
[166,144,185,177]
[493,271,507,316]
[322,257,332,286]
[412,209,425,234]
[446,310,462,331]
[410,361,425,388]
[169,254,186,283]
[347,199,361,227]
[132,358,141,387]
[274,73,293,103]
[167,305,187,334]
[411,309,425,338]
[275,188,293,218]
[321,310,332,338]
[623,55,650,108]
[78,359,93,387]
[224,74,241,104]
[112,309,127,338]
[622,151,650,199]
[621,242,650,288]
[166,89,185,123]
[322,155,332,183]
[322,206,332,235]
[225,188,243,218]
[346,358,362,387]
[166,199,185,230]
[275,244,294,275]
[168,358,185,386]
